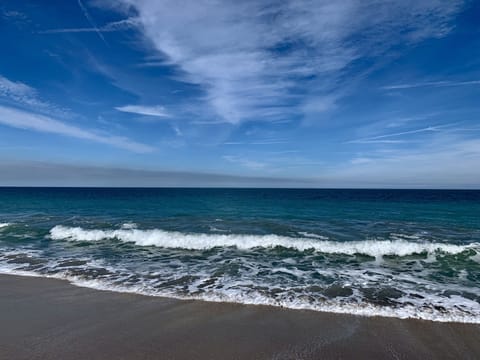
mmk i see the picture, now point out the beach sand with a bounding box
[1,274,479,359]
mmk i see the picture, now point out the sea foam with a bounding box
[49,225,478,257]
[0,264,478,324]
[0,223,11,229]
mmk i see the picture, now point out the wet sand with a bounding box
[0,274,479,359]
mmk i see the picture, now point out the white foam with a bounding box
[390,233,421,240]
[0,223,11,229]
[0,267,478,324]
[209,226,229,233]
[471,253,480,263]
[297,231,329,240]
[271,267,305,277]
[1,248,479,324]
[49,225,479,257]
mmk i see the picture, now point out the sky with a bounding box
[0,0,479,188]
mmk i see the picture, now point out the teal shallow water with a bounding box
[1,188,479,322]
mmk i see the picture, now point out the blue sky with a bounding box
[0,0,479,187]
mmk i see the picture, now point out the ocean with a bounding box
[0,187,479,323]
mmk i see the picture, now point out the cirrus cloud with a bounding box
[0,105,154,153]
[101,0,464,124]
[115,104,170,117]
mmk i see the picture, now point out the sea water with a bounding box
[0,188,479,323]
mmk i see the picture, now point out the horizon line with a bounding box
[0,186,479,191]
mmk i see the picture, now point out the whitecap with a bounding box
[49,225,479,257]
[297,231,329,240]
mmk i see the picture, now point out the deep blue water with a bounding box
[1,188,479,322]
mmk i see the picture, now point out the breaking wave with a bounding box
[49,225,478,257]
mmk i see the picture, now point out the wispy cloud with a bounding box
[40,18,136,34]
[223,139,288,146]
[384,113,443,128]
[332,136,480,188]
[350,157,374,165]
[221,151,324,174]
[0,105,154,153]
[0,75,34,100]
[1,9,30,28]
[0,75,70,117]
[348,126,445,143]
[222,155,266,170]
[382,80,480,90]
[171,124,182,136]
[102,0,463,124]
[115,104,170,117]
[2,10,27,19]
[351,140,408,144]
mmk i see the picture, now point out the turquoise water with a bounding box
[1,188,479,322]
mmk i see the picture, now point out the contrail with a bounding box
[39,18,137,34]
[77,0,108,46]
[382,80,480,90]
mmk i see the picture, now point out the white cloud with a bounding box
[0,75,70,117]
[330,132,480,187]
[2,10,28,20]
[0,75,34,100]
[0,105,154,153]
[115,104,170,117]
[1,9,30,27]
[105,0,463,124]
[223,155,266,170]
[382,80,480,90]
[350,157,373,165]
[171,124,182,136]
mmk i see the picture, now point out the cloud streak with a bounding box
[223,139,288,146]
[348,126,444,143]
[115,104,170,117]
[40,18,137,34]
[0,105,154,153]
[382,80,480,90]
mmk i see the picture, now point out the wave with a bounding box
[49,225,478,257]
[0,223,11,229]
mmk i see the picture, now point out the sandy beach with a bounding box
[0,274,479,359]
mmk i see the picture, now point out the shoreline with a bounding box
[1,274,479,359]
[2,269,478,324]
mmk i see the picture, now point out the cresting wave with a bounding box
[49,225,479,257]
[0,223,11,229]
